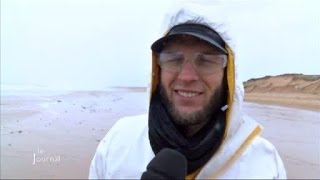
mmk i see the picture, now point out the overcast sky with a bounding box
[1,0,319,90]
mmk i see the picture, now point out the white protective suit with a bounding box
[89,5,287,179]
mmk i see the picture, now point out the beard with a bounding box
[159,83,226,127]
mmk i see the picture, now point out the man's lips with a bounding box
[174,90,203,98]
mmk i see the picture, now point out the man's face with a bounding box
[159,35,226,126]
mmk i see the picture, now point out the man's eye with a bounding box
[166,57,179,61]
[161,54,183,63]
[166,57,183,65]
[197,58,217,66]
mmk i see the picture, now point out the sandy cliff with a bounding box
[243,74,320,111]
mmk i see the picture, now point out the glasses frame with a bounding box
[157,52,227,75]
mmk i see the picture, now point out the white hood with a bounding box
[149,4,262,178]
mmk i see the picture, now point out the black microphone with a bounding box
[141,148,187,180]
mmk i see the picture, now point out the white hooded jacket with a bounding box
[89,6,286,179]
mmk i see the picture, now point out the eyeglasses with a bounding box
[157,52,227,75]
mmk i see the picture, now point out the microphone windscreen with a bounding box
[141,148,187,179]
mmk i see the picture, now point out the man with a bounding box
[89,9,286,179]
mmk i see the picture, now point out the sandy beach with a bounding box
[1,89,148,179]
[243,102,319,179]
[245,92,320,112]
[1,89,319,179]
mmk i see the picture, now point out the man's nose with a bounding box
[176,60,199,81]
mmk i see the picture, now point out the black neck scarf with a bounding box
[148,89,226,174]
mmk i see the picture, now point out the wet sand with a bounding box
[245,92,320,112]
[243,102,320,179]
[1,90,148,179]
[1,90,319,179]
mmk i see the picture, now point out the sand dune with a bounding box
[244,74,320,95]
[244,74,320,111]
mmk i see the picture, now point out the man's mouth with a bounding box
[176,90,202,98]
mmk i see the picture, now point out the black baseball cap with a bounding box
[151,23,227,54]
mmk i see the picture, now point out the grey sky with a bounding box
[1,0,319,90]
